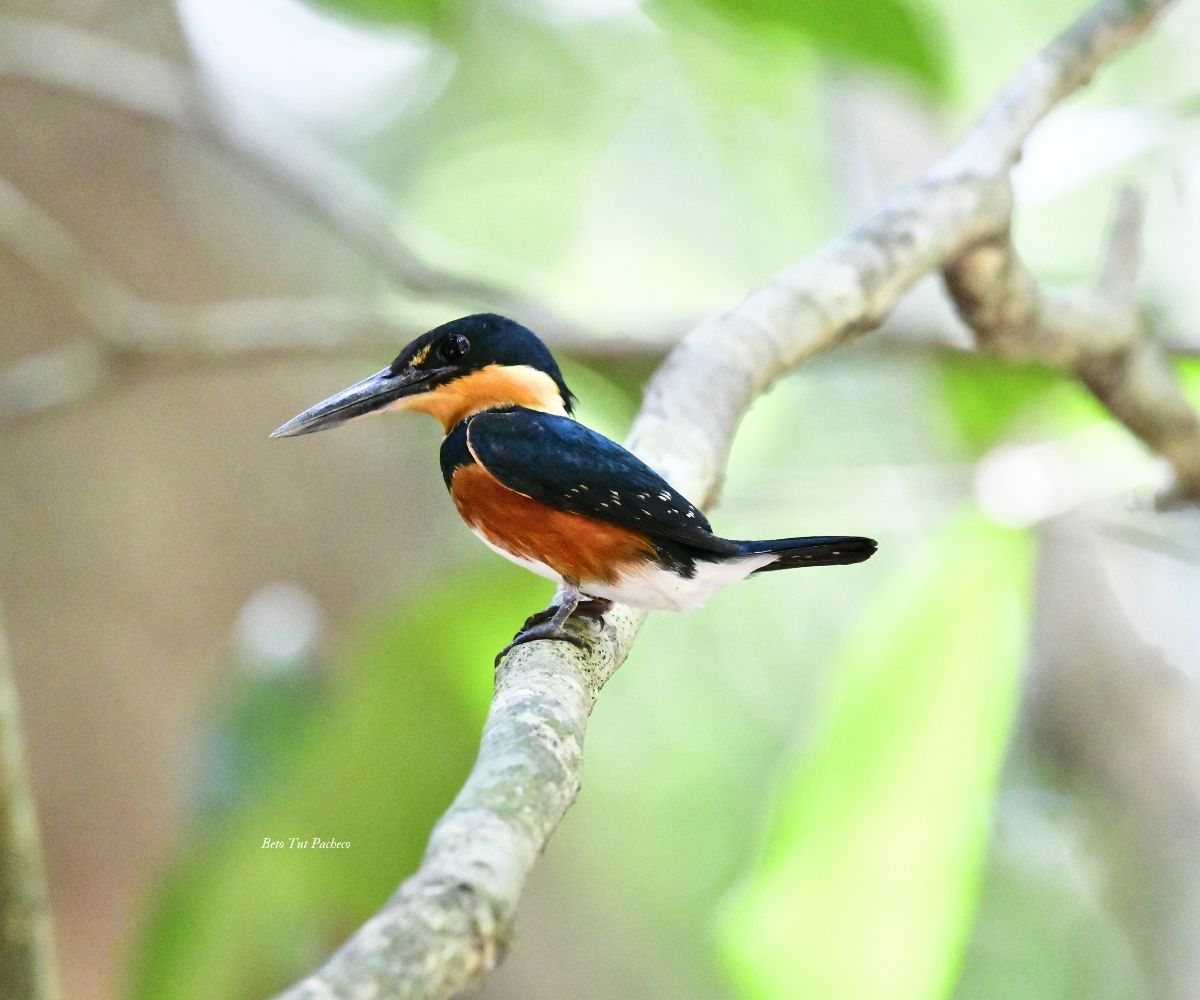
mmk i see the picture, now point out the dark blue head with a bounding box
[272,314,575,437]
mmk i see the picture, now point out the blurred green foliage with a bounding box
[1174,356,1200,397]
[309,0,462,31]
[125,0,1200,994]
[647,0,946,95]
[311,0,946,97]
[370,4,843,321]
[127,567,547,1000]
[306,0,946,322]
[720,511,1031,1000]
[933,353,1146,458]
[937,357,1065,455]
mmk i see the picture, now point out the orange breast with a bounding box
[450,464,654,584]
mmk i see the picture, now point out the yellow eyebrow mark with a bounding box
[409,344,432,367]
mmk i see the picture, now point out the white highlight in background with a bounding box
[973,427,1170,528]
[235,582,325,673]
[1014,106,1162,204]
[176,0,444,135]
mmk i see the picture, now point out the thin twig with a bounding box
[274,2,1186,998]
[0,606,58,1000]
[1097,184,1143,300]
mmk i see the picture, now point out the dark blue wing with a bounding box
[465,408,734,552]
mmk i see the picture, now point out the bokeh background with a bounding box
[3,0,1200,998]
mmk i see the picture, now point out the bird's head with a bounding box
[271,314,575,438]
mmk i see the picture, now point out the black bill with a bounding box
[270,366,452,438]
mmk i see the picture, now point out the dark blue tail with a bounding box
[736,535,877,571]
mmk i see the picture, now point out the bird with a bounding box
[272,314,876,661]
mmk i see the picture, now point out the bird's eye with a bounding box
[439,333,471,362]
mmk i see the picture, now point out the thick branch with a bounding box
[274,1,1183,998]
[946,0,1172,174]
[279,605,644,999]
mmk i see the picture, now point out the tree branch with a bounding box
[0,174,677,422]
[0,605,58,1000]
[944,185,1200,497]
[274,1,1187,998]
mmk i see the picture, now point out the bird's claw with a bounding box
[573,597,614,622]
[519,597,612,632]
[519,607,557,631]
[495,623,587,668]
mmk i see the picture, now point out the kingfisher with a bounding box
[272,314,876,660]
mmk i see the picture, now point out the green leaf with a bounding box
[1173,356,1200,400]
[936,354,1061,454]
[125,564,550,1000]
[649,0,948,96]
[935,354,1119,456]
[305,0,462,32]
[936,353,1200,460]
[720,509,1031,1000]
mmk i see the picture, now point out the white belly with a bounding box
[581,553,775,611]
[470,528,774,612]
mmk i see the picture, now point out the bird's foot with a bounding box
[499,590,614,667]
[519,597,613,632]
[495,622,586,667]
[518,606,557,631]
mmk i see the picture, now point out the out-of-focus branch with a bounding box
[275,2,1185,998]
[944,186,1200,497]
[0,607,58,1000]
[0,168,399,356]
[0,319,675,424]
[0,175,677,422]
[0,15,552,324]
[0,16,695,417]
[0,168,397,420]
[1029,513,1200,998]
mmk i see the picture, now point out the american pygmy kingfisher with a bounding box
[272,314,876,659]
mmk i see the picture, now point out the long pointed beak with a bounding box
[270,366,451,438]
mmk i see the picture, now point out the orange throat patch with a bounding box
[387,364,567,430]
